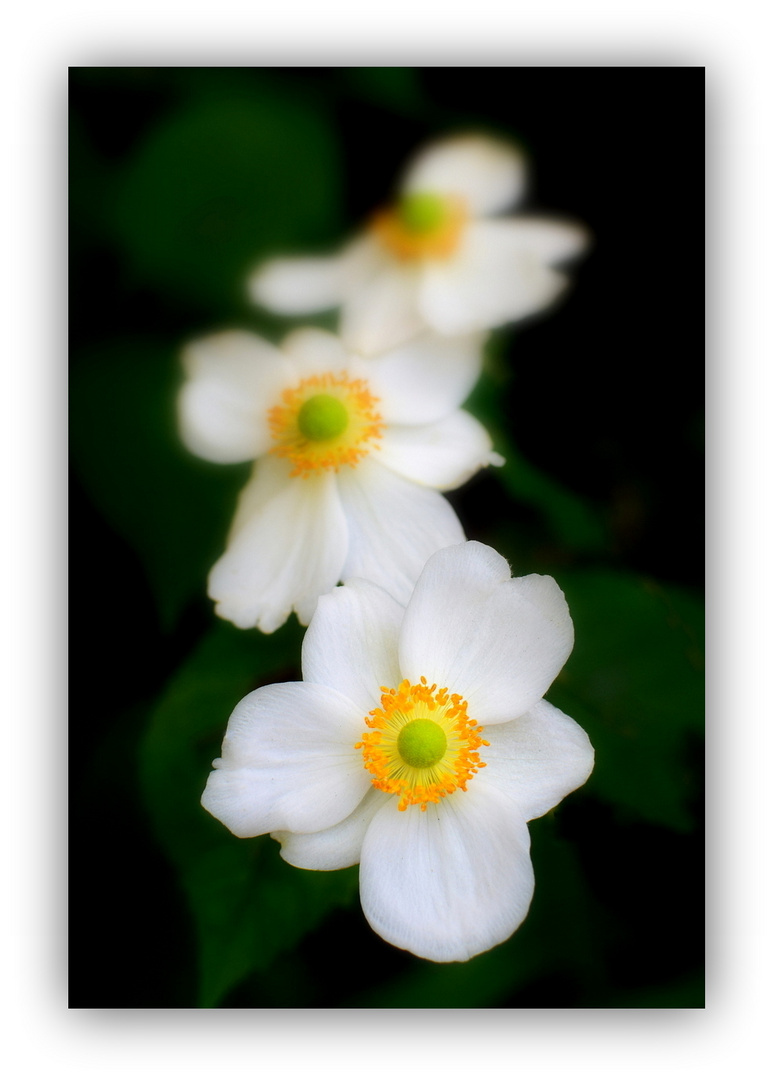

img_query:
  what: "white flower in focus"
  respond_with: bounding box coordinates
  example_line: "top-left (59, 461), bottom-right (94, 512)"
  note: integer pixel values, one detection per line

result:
top-left (201, 541), bottom-right (594, 962)
top-left (179, 326), bottom-right (498, 632)
top-left (249, 133), bottom-right (590, 355)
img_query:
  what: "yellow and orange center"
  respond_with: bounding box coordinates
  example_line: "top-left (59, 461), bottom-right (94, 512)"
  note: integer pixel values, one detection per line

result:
top-left (267, 371), bottom-right (384, 478)
top-left (370, 191), bottom-right (468, 262)
top-left (355, 677), bottom-right (488, 812)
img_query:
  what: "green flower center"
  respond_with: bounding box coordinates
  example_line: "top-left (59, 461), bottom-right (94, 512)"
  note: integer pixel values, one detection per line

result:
top-left (297, 394), bottom-right (349, 441)
top-left (398, 192), bottom-right (447, 235)
top-left (397, 718), bottom-right (448, 770)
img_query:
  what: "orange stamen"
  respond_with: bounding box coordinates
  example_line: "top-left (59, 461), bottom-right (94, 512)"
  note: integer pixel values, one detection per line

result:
top-left (268, 370), bottom-right (384, 478)
top-left (355, 679), bottom-right (488, 811)
top-left (370, 196), bottom-right (468, 261)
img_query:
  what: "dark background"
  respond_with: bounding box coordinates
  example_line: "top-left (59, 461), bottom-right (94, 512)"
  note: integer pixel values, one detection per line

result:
top-left (70, 67), bottom-right (704, 1008)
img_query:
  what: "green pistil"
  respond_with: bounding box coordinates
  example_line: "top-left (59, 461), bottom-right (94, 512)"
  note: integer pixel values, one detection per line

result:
top-left (398, 192), bottom-right (447, 235)
top-left (297, 394), bottom-right (349, 441)
top-left (397, 718), bottom-right (447, 770)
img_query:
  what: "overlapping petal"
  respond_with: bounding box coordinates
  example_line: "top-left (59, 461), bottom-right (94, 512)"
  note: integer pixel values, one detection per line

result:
top-left (339, 260), bottom-right (426, 356)
top-left (301, 578), bottom-right (404, 717)
top-left (179, 331), bottom-right (291, 463)
top-left (359, 785), bottom-right (535, 962)
top-left (352, 330), bottom-right (485, 425)
top-left (418, 220), bottom-right (571, 337)
top-left (337, 457), bottom-right (465, 607)
top-left (208, 459), bottom-right (348, 632)
top-left (399, 541), bottom-right (573, 724)
top-left (280, 326), bottom-right (349, 376)
top-left (201, 682), bottom-right (369, 837)
top-left (375, 411), bottom-right (498, 491)
top-left (401, 133), bottom-right (526, 216)
top-left (478, 700), bottom-right (595, 820)
top-left (273, 788), bottom-right (389, 872)
top-left (247, 234), bottom-right (385, 316)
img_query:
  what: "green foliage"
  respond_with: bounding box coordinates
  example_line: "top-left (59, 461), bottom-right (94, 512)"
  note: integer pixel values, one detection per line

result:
top-left (342, 67), bottom-right (426, 114)
top-left (139, 618), bottom-right (359, 1007)
top-left (111, 92), bottom-right (342, 314)
top-left (70, 338), bottom-right (246, 630)
top-left (551, 570), bottom-right (704, 831)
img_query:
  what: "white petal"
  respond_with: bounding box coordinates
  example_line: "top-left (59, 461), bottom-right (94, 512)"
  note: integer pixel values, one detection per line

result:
top-left (337, 457), bottom-right (465, 607)
top-left (302, 578), bottom-right (405, 717)
top-left (248, 253), bottom-right (349, 314)
top-left (280, 326), bottom-right (349, 376)
top-left (201, 682), bottom-right (369, 837)
top-left (418, 219), bottom-right (572, 336)
top-left (496, 216), bottom-right (591, 264)
top-left (400, 133), bottom-right (526, 216)
top-left (339, 232), bottom-right (394, 286)
top-left (179, 331), bottom-right (291, 463)
top-left (273, 788), bottom-right (390, 871)
top-left (225, 455), bottom-right (284, 540)
top-left (340, 263), bottom-right (426, 357)
top-left (399, 541), bottom-right (574, 724)
top-left (249, 234), bottom-right (385, 315)
top-left (375, 410), bottom-right (497, 492)
top-left (359, 784), bottom-right (535, 962)
top-left (208, 458), bottom-right (349, 632)
top-left (351, 330), bottom-right (486, 426)
top-left (479, 700), bottom-right (594, 820)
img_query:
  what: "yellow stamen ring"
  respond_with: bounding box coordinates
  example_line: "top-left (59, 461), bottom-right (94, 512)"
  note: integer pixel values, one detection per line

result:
top-left (355, 677), bottom-right (489, 812)
top-left (268, 371), bottom-right (384, 477)
top-left (370, 192), bottom-right (468, 261)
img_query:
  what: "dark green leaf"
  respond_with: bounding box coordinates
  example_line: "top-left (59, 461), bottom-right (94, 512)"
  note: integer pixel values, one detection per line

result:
top-left (550, 570), bottom-right (704, 830)
top-left (112, 93), bottom-right (342, 312)
top-left (70, 338), bottom-right (247, 629)
top-left (342, 68), bottom-right (425, 114)
top-left (139, 618), bottom-right (359, 1008)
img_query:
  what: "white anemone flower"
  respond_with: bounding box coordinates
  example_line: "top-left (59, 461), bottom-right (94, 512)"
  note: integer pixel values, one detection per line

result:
top-left (201, 541), bottom-right (594, 962)
top-left (249, 133), bottom-right (590, 355)
top-left (179, 326), bottom-right (498, 633)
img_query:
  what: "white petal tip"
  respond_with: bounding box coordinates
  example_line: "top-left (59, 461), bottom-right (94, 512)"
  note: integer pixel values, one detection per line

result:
top-left (210, 597), bottom-right (290, 635)
top-left (402, 133), bottom-right (527, 216)
top-left (246, 264), bottom-right (275, 307)
top-left (247, 255), bottom-right (346, 314)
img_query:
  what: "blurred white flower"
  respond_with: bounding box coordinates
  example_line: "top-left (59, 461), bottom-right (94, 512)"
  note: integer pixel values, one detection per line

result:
top-left (249, 133), bottom-right (590, 355)
top-left (202, 541), bottom-right (594, 962)
top-left (179, 327), bottom-right (499, 632)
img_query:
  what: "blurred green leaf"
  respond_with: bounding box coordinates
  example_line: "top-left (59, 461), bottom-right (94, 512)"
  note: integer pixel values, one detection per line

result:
top-left (111, 92), bottom-right (342, 312)
top-left (346, 933), bottom-right (544, 1009)
top-left (70, 338), bottom-right (247, 630)
top-left (550, 570), bottom-right (704, 831)
top-left (342, 68), bottom-right (426, 114)
top-left (139, 618), bottom-right (358, 1008)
